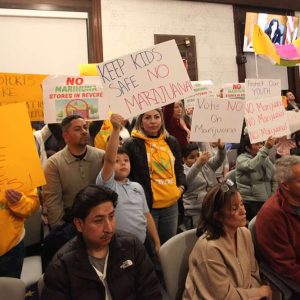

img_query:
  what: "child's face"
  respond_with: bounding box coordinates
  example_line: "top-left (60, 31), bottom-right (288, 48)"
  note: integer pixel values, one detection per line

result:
top-left (114, 153), bottom-right (131, 181)
top-left (183, 149), bottom-right (199, 167)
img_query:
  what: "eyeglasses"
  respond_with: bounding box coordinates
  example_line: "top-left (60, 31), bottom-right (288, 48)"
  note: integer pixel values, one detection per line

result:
top-left (220, 179), bottom-right (234, 193)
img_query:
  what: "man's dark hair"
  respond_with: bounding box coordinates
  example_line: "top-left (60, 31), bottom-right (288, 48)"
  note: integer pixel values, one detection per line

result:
top-left (72, 185), bottom-right (118, 220)
top-left (285, 90), bottom-right (294, 97)
top-left (197, 183), bottom-right (238, 240)
top-left (61, 115), bottom-right (83, 132)
top-left (181, 143), bottom-right (198, 159)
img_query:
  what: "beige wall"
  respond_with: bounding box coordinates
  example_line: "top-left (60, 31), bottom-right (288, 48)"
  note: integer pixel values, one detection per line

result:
top-left (101, 0), bottom-right (238, 88)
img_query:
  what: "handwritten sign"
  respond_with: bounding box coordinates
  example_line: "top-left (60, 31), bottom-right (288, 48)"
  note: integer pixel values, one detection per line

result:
top-left (245, 79), bottom-right (281, 100)
top-left (43, 75), bottom-right (109, 123)
top-left (222, 83), bottom-right (245, 100)
top-left (190, 97), bottom-right (245, 143)
top-left (0, 73), bottom-right (47, 121)
top-left (286, 110), bottom-right (300, 134)
top-left (245, 97), bottom-right (289, 143)
top-left (184, 80), bottom-right (214, 115)
top-left (96, 40), bottom-right (194, 118)
top-left (0, 102), bottom-right (46, 197)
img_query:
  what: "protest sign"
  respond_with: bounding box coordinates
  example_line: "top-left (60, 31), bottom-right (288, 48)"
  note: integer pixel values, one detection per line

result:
top-left (245, 78), bottom-right (281, 100)
top-left (286, 110), bottom-right (300, 134)
top-left (0, 102), bottom-right (46, 198)
top-left (96, 40), bottom-right (194, 118)
top-left (0, 73), bottom-right (47, 121)
top-left (244, 96), bottom-right (289, 143)
top-left (190, 97), bottom-right (245, 143)
top-left (43, 75), bottom-right (108, 123)
top-left (184, 80), bottom-right (214, 116)
top-left (222, 83), bottom-right (245, 100)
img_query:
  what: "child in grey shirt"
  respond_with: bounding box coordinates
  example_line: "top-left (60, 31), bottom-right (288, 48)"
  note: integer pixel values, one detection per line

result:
top-left (182, 140), bottom-right (226, 229)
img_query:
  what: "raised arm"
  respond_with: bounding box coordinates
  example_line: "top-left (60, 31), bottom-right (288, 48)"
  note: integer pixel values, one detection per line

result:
top-left (206, 139), bottom-right (226, 171)
top-left (99, 114), bottom-right (125, 182)
top-left (185, 151), bottom-right (211, 182)
top-left (237, 137), bottom-right (275, 172)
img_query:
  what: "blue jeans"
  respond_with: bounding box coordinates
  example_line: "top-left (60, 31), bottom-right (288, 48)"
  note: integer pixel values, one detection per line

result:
top-left (183, 215), bottom-right (200, 230)
top-left (151, 203), bottom-right (178, 244)
top-left (0, 240), bottom-right (25, 278)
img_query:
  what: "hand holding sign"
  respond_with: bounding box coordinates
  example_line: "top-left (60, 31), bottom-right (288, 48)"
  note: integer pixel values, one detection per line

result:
top-left (110, 113), bottom-right (126, 130)
top-left (5, 189), bottom-right (22, 205)
top-left (265, 136), bottom-right (276, 149)
top-left (198, 151), bottom-right (211, 165)
top-left (217, 138), bottom-right (225, 150)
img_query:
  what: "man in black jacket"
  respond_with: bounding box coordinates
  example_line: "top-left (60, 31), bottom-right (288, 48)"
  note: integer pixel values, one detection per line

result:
top-left (42, 185), bottom-right (162, 300)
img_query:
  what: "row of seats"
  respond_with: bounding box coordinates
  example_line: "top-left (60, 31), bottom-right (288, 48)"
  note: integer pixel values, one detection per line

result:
top-left (1, 225), bottom-right (299, 300)
top-left (160, 223), bottom-right (300, 300)
top-left (0, 206), bottom-right (47, 300)
top-left (2, 204), bottom-right (299, 300)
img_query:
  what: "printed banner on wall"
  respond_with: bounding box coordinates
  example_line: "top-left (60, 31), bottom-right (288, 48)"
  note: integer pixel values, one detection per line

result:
top-left (190, 97), bottom-right (245, 143)
top-left (0, 102), bottom-right (46, 198)
top-left (96, 39), bottom-right (194, 118)
top-left (0, 73), bottom-right (47, 121)
top-left (43, 75), bottom-right (109, 123)
top-left (244, 96), bottom-right (289, 143)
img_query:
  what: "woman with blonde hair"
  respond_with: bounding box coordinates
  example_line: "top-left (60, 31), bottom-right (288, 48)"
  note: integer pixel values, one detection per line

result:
top-left (123, 109), bottom-right (186, 244)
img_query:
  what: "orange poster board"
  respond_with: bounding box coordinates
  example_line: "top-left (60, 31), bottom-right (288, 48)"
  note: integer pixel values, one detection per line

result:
top-left (0, 73), bottom-right (48, 121)
top-left (0, 102), bottom-right (46, 198)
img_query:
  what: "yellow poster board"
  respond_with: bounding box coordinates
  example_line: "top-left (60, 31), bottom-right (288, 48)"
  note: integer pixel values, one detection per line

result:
top-left (0, 102), bottom-right (46, 198)
top-left (0, 73), bottom-right (48, 121)
top-left (78, 64), bottom-right (98, 76)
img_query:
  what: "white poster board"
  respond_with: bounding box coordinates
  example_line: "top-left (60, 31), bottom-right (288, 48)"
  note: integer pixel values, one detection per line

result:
top-left (244, 97), bottom-right (289, 143)
top-left (245, 78), bottom-right (281, 100)
top-left (286, 110), bottom-right (300, 134)
top-left (222, 83), bottom-right (245, 100)
top-left (43, 75), bottom-right (108, 123)
top-left (184, 80), bottom-right (214, 115)
top-left (96, 40), bottom-right (194, 118)
top-left (190, 97), bottom-right (245, 143)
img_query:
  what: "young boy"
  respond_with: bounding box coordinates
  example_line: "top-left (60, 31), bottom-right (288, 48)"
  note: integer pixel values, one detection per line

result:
top-left (182, 140), bottom-right (226, 229)
top-left (96, 114), bottom-right (161, 254)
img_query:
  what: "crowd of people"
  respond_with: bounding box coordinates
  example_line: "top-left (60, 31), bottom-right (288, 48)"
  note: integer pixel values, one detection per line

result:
top-left (1, 87), bottom-right (300, 299)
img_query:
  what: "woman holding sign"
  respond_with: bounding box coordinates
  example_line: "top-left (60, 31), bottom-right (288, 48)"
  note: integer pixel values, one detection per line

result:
top-left (123, 109), bottom-right (186, 244)
top-left (235, 134), bottom-right (277, 221)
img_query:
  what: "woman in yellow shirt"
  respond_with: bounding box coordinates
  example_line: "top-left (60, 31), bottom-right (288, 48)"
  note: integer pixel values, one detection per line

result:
top-left (123, 109), bottom-right (186, 244)
top-left (0, 188), bottom-right (39, 278)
